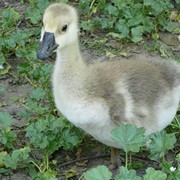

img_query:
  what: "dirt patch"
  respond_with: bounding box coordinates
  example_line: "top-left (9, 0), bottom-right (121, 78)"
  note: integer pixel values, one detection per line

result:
top-left (0, 0), bottom-right (27, 11)
top-left (0, 75), bottom-right (32, 128)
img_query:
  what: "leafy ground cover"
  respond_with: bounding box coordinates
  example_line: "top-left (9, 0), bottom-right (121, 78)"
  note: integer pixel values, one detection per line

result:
top-left (0, 0), bottom-right (180, 179)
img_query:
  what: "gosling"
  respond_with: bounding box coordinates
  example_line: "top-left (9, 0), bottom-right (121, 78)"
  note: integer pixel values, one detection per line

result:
top-left (37, 3), bottom-right (180, 168)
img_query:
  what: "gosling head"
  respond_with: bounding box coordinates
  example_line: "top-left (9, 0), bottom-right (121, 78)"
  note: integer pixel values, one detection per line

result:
top-left (37, 3), bottom-right (78, 60)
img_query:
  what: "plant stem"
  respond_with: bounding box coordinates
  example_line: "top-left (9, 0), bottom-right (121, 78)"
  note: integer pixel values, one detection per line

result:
top-left (30, 160), bottom-right (42, 172)
top-left (129, 152), bottom-right (132, 168)
top-left (45, 152), bottom-right (49, 171)
top-left (25, 75), bottom-right (38, 88)
top-left (125, 151), bottom-right (128, 169)
top-left (89, 0), bottom-right (96, 11)
top-left (174, 116), bottom-right (180, 128)
top-left (162, 156), bottom-right (165, 163)
top-left (78, 174), bottom-right (84, 180)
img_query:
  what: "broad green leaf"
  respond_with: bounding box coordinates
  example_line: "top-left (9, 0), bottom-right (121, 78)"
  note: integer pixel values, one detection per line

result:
top-left (105, 5), bottom-right (118, 16)
top-left (0, 112), bottom-right (13, 129)
top-left (25, 7), bottom-right (42, 24)
top-left (0, 112), bottom-right (16, 149)
top-left (81, 21), bottom-right (94, 31)
top-left (36, 0), bottom-right (49, 12)
top-left (16, 43), bottom-right (38, 60)
top-left (25, 100), bottom-right (49, 115)
top-left (143, 167), bottom-right (167, 180)
top-left (25, 115), bottom-right (83, 153)
top-left (95, 18), bottom-right (109, 29)
top-left (36, 169), bottom-right (57, 180)
top-left (0, 147), bottom-right (31, 170)
top-left (131, 26), bottom-right (144, 43)
top-left (0, 129), bottom-right (16, 148)
top-left (11, 147), bottom-right (31, 162)
top-left (123, 8), bottom-right (133, 19)
top-left (0, 152), bottom-right (13, 169)
top-left (112, 0), bottom-right (129, 10)
top-left (111, 124), bottom-right (146, 153)
top-left (84, 165), bottom-right (112, 180)
top-left (1, 8), bottom-right (20, 29)
top-left (5, 36), bottom-right (16, 48)
top-left (94, 17), bottom-right (115, 29)
top-left (115, 19), bottom-right (129, 38)
top-left (128, 14), bottom-right (143, 27)
top-left (78, 0), bottom-right (91, 13)
top-left (148, 131), bottom-right (177, 160)
top-left (12, 29), bottom-right (32, 47)
top-left (96, 18), bottom-right (109, 29)
top-left (142, 17), bottom-right (154, 33)
top-left (176, 153), bottom-right (180, 164)
top-left (0, 52), bottom-right (6, 65)
top-left (17, 62), bottom-right (32, 75)
top-left (144, 0), bottom-right (173, 14)
top-left (115, 166), bottom-right (141, 180)
top-left (0, 151), bottom-right (7, 167)
top-left (30, 88), bottom-right (46, 100)
top-left (2, 8), bottom-right (20, 21)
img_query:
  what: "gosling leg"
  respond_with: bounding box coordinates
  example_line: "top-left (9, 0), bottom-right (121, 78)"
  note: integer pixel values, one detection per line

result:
top-left (109, 147), bottom-right (120, 170)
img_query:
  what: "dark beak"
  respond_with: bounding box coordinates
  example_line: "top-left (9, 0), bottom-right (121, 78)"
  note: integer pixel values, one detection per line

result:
top-left (37, 32), bottom-right (59, 60)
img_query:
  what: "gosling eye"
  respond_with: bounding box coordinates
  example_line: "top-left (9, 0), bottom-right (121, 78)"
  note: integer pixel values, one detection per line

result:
top-left (62, 24), bottom-right (68, 32)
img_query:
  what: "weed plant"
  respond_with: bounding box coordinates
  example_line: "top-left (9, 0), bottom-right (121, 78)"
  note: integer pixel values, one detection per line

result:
top-left (80, 0), bottom-right (180, 42)
top-left (0, 0), bottom-right (180, 179)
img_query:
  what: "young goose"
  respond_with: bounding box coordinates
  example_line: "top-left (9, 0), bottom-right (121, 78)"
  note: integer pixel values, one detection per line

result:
top-left (37, 3), bottom-right (180, 168)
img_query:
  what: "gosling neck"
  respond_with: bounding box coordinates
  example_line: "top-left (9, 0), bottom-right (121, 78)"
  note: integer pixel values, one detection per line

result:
top-left (56, 39), bottom-right (84, 68)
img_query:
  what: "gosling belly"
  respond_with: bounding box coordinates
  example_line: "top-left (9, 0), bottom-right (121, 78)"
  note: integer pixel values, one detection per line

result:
top-left (81, 123), bottom-right (123, 149)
